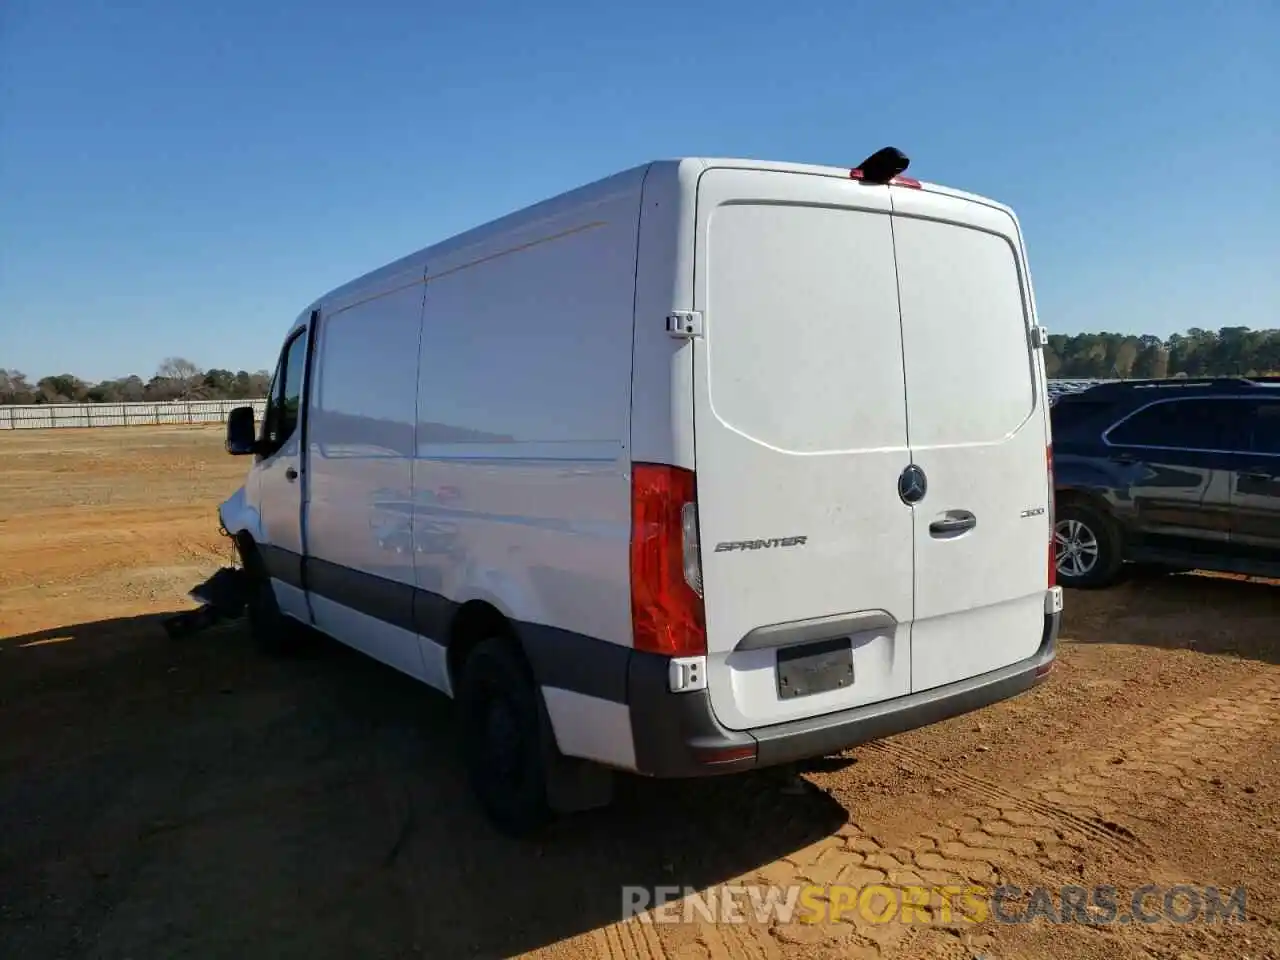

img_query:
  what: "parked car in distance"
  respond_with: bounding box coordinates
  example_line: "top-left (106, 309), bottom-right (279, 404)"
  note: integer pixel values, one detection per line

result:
top-left (1051, 376), bottom-right (1280, 588)
top-left (216, 148), bottom-right (1062, 837)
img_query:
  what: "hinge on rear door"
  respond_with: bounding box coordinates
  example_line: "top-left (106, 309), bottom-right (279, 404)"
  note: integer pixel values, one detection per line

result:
top-left (1031, 325), bottom-right (1050, 348)
top-left (666, 311), bottom-right (703, 339)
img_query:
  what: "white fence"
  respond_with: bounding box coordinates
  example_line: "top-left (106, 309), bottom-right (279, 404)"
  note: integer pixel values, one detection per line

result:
top-left (0, 399), bottom-right (268, 430)
top-left (1, 382), bottom-right (1108, 432)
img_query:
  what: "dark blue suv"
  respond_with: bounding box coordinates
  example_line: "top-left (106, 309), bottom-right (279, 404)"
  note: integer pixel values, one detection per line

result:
top-left (1051, 377), bottom-right (1280, 587)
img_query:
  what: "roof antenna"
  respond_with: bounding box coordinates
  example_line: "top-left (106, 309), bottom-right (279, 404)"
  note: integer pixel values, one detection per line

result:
top-left (851, 147), bottom-right (910, 184)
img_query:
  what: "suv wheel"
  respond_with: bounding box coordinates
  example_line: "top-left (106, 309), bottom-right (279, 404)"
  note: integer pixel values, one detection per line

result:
top-left (1054, 503), bottom-right (1123, 588)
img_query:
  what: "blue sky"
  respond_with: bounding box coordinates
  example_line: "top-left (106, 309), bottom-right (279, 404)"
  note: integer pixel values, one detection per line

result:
top-left (2, 0), bottom-right (1276, 382)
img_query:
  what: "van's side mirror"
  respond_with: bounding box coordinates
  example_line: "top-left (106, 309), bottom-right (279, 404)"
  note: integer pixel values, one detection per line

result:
top-left (225, 406), bottom-right (258, 455)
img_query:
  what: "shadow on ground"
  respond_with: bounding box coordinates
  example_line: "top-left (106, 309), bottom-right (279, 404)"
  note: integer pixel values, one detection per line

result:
top-left (1062, 572), bottom-right (1280, 665)
top-left (0, 612), bottom-right (847, 960)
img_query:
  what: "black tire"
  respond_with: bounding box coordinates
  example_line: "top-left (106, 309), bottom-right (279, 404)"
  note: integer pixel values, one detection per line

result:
top-left (240, 543), bottom-right (306, 656)
top-left (456, 637), bottom-right (554, 838)
top-left (1054, 502), bottom-right (1124, 589)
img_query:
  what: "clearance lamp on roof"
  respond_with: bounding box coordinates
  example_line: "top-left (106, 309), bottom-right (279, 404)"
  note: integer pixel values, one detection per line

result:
top-left (849, 146), bottom-right (921, 188)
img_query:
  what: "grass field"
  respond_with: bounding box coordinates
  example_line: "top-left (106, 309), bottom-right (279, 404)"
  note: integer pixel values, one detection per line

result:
top-left (1, 426), bottom-right (1278, 960)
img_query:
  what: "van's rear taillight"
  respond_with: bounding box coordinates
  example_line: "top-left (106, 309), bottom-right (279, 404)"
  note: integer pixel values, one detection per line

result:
top-left (631, 464), bottom-right (707, 657)
top-left (1046, 444), bottom-right (1056, 587)
top-left (680, 502), bottom-right (703, 596)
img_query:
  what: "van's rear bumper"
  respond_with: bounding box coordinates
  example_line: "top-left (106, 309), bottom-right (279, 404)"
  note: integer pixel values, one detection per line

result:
top-left (628, 611), bottom-right (1059, 778)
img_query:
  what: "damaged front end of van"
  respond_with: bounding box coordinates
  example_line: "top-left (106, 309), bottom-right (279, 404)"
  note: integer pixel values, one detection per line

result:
top-left (163, 492), bottom-right (254, 640)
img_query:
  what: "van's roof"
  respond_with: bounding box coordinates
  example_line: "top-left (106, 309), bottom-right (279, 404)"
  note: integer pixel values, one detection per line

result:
top-left (307, 156), bottom-right (1014, 319)
top-left (686, 156), bottom-right (1012, 213)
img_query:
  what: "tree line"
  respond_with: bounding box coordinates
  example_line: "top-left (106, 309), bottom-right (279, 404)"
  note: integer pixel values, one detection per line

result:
top-left (0, 358), bottom-right (273, 405)
top-left (1046, 326), bottom-right (1280, 380)
top-left (3, 326), bottom-right (1279, 405)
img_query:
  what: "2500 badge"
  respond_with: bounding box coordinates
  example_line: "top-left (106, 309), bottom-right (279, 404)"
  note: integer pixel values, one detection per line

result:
top-left (714, 536), bottom-right (808, 552)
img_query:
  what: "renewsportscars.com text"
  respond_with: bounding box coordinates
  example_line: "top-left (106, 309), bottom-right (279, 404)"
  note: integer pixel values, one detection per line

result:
top-left (622, 882), bottom-right (1248, 927)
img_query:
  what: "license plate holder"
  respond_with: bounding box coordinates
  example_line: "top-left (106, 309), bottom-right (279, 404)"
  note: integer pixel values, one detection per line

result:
top-left (776, 637), bottom-right (854, 699)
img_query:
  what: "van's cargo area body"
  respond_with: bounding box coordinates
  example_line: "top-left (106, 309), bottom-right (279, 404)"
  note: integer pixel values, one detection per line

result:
top-left (217, 153), bottom-right (1061, 835)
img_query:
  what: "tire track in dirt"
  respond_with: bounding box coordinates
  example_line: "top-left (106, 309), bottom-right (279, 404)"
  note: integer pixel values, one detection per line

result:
top-left (587, 672), bottom-right (1280, 959)
top-left (591, 913), bottom-right (668, 959)
top-left (867, 673), bottom-right (1280, 834)
top-left (700, 921), bottom-right (784, 960)
top-left (860, 739), bottom-right (1148, 863)
top-left (1032, 675), bottom-right (1280, 825)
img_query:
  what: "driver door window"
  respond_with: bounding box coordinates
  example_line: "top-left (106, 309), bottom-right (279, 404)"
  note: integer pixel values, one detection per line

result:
top-left (260, 329), bottom-right (309, 456)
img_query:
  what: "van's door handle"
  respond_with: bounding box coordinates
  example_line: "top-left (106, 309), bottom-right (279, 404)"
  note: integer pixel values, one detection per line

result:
top-left (285, 467), bottom-right (299, 481)
top-left (929, 511), bottom-right (976, 538)
top-left (1240, 469), bottom-right (1273, 482)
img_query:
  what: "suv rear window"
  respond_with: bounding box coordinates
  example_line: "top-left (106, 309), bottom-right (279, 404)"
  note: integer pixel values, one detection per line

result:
top-left (1106, 398), bottom-right (1250, 451)
top-left (1248, 400), bottom-right (1280, 455)
top-left (1050, 399), bottom-right (1114, 432)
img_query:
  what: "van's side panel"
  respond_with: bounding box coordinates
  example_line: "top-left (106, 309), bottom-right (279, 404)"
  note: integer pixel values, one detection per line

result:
top-left (413, 176), bottom-right (646, 767)
top-left (889, 187), bottom-right (1051, 692)
top-left (629, 159), bottom-right (702, 472)
top-left (304, 273), bottom-right (430, 684)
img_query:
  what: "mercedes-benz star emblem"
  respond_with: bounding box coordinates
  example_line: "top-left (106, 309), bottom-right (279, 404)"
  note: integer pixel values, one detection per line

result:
top-left (898, 464), bottom-right (928, 505)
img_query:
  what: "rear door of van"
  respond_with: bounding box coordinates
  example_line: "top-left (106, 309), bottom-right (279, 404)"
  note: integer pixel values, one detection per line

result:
top-left (889, 185), bottom-right (1051, 693)
top-left (691, 167), bottom-right (1051, 732)
top-left (691, 168), bottom-right (915, 732)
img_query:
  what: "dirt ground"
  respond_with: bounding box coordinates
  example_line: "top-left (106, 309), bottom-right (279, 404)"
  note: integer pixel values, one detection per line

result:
top-left (1, 426), bottom-right (1277, 960)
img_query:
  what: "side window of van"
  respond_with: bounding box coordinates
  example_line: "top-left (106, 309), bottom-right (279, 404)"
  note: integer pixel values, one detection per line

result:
top-left (261, 329), bottom-right (309, 453)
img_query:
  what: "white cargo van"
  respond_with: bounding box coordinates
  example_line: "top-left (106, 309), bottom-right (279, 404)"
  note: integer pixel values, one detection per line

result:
top-left (217, 148), bottom-right (1062, 836)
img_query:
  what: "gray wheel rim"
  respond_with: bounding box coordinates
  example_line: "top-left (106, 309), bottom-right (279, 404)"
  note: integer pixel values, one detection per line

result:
top-left (1055, 518), bottom-right (1100, 578)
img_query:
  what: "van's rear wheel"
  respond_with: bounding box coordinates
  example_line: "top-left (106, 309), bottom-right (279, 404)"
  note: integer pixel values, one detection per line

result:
top-left (456, 637), bottom-right (554, 838)
top-left (1054, 503), bottom-right (1123, 588)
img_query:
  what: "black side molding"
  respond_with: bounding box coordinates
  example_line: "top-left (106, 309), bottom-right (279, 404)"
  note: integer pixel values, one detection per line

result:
top-left (248, 547), bottom-right (632, 704)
